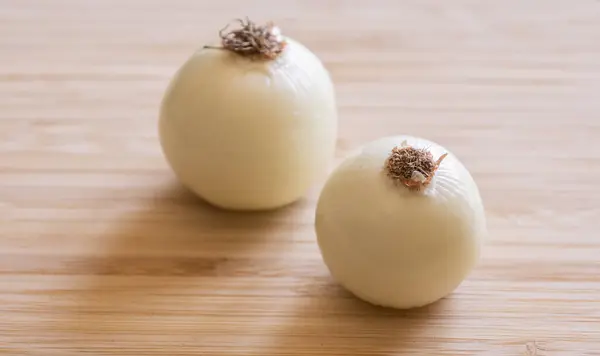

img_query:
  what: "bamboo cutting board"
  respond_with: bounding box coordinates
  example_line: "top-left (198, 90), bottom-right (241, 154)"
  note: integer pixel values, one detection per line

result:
top-left (1, 1), bottom-right (599, 355)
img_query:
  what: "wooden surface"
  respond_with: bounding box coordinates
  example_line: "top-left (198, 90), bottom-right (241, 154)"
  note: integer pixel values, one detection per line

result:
top-left (1, 1), bottom-right (599, 355)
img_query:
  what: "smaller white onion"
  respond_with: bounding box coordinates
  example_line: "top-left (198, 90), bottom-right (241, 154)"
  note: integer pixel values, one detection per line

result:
top-left (314, 135), bottom-right (487, 309)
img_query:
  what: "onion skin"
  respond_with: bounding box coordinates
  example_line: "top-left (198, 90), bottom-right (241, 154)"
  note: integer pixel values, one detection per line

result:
top-left (159, 35), bottom-right (337, 210)
top-left (314, 135), bottom-right (487, 309)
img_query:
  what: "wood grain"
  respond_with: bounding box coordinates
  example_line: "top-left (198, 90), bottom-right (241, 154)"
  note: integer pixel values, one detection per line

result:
top-left (1, 0), bottom-right (599, 355)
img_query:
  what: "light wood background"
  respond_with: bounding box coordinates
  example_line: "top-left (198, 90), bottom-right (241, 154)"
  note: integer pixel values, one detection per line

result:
top-left (1, 1), bottom-right (599, 355)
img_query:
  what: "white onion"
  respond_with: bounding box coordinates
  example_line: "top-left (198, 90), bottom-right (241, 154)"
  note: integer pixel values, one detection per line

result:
top-left (159, 19), bottom-right (338, 210)
top-left (314, 135), bottom-right (487, 309)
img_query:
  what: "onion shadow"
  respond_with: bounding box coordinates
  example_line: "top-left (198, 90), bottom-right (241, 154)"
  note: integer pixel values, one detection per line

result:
top-left (254, 272), bottom-right (452, 355)
top-left (61, 180), bottom-right (307, 354)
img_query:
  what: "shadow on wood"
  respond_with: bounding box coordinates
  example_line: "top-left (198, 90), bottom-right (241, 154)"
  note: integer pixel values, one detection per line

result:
top-left (61, 180), bottom-right (306, 353)
top-left (255, 275), bottom-right (450, 355)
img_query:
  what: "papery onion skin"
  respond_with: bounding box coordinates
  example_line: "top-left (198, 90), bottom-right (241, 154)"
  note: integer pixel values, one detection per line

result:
top-left (159, 32), bottom-right (337, 210)
top-left (314, 135), bottom-right (486, 309)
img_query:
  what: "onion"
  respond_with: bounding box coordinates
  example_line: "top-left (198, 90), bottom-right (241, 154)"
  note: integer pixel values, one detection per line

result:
top-left (314, 135), bottom-right (487, 309)
top-left (159, 18), bottom-right (338, 210)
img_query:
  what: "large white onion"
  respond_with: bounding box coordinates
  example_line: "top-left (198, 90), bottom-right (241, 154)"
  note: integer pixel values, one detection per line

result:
top-left (314, 135), bottom-right (487, 309)
top-left (159, 19), bottom-right (338, 210)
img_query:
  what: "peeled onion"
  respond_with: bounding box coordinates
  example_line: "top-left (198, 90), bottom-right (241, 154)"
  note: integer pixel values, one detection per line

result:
top-left (159, 18), bottom-right (338, 210)
top-left (314, 135), bottom-right (487, 309)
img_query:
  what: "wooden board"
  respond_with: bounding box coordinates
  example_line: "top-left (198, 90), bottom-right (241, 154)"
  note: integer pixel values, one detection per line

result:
top-left (1, 1), bottom-right (599, 354)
